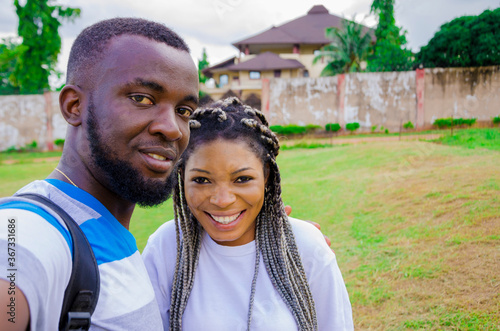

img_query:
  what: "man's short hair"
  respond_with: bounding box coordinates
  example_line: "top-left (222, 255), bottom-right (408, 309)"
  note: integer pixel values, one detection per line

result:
top-left (66, 17), bottom-right (190, 86)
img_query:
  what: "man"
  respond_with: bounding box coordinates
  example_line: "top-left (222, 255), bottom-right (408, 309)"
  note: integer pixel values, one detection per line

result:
top-left (0, 18), bottom-right (198, 329)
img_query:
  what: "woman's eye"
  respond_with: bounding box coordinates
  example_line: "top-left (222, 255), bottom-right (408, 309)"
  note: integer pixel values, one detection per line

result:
top-left (130, 95), bottom-right (153, 105)
top-left (177, 107), bottom-right (193, 117)
top-left (193, 177), bottom-right (209, 184)
top-left (235, 176), bottom-right (252, 183)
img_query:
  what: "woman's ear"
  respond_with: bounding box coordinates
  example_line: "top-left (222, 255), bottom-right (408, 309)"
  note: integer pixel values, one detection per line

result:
top-left (59, 85), bottom-right (84, 127)
top-left (264, 163), bottom-right (270, 185)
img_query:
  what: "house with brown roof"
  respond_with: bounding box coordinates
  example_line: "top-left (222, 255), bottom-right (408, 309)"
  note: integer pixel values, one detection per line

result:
top-left (201, 4), bottom-right (372, 105)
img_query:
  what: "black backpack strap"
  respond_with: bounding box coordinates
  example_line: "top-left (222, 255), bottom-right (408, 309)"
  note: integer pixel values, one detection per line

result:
top-left (16, 193), bottom-right (100, 331)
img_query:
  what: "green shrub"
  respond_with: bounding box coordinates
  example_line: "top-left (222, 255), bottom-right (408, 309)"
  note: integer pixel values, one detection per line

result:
top-left (371, 125), bottom-right (378, 133)
top-left (493, 116), bottom-right (500, 125)
top-left (54, 138), bottom-right (65, 147)
top-left (434, 118), bottom-right (477, 128)
top-left (270, 124), bottom-right (306, 135)
top-left (305, 124), bottom-right (322, 132)
top-left (270, 125), bottom-right (284, 134)
top-left (434, 118), bottom-right (453, 128)
top-left (25, 140), bottom-right (37, 151)
top-left (346, 122), bottom-right (360, 133)
top-left (5, 146), bottom-right (17, 153)
top-left (454, 118), bottom-right (476, 126)
top-left (281, 142), bottom-right (333, 150)
top-left (325, 123), bottom-right (341, 132)
top-left (385, 129), bottom-right (389, 134)
top-left (403, 121), bottom-right (414, 129)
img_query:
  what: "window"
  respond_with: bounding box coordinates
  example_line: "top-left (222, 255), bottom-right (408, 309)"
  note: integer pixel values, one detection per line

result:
top-left (249, 71), bottom-right (261, 79)
top-left (274, 70), bottom-right (281, 78)
top-left (303, 70), bottom-right (309, 77)
top-left (219, 74), bottom-right (228, 87)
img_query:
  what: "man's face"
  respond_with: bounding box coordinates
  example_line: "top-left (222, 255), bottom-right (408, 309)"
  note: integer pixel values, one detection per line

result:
top-left (82, 35), bottom-right (199, 206)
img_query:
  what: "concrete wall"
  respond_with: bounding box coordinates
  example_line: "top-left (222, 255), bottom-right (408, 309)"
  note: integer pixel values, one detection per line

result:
top-left (268, 77), bottom-right (338, 126)
top-left (1, 66), bottom-right (499, 151)
top-left (0, 92), bottom-right (66, 151)
top-left (265, 66), bottom-right (500, 130)
top-left (424, 66), bottom-right (500, 125)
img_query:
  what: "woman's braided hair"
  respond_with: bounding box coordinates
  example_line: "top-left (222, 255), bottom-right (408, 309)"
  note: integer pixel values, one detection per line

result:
top-left (169, 97), bottom-right (317, 330)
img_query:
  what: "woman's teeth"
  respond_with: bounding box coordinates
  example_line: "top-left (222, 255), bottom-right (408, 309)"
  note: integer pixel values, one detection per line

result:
top-left (210, 212), bottom-right (241, 225)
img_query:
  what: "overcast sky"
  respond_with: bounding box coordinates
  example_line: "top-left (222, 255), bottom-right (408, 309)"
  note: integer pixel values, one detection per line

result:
top-left (1, 0), bottom-right (499, 86)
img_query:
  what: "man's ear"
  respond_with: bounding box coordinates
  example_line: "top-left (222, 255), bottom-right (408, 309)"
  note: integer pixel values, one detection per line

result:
top-left (59, 85), bottom-right (84, 126)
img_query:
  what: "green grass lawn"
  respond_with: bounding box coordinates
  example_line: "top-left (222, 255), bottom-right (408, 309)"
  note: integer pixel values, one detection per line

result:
top-left (0, 129), bottom-right (499, 329)
top-left (431, 128), bottom-right (500, 151)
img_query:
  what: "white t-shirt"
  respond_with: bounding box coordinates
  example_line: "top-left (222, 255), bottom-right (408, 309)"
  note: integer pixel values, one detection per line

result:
top-left (0, 179), bottom-right (163, 330)
top-left (143, 217), bottom-right (353, 330)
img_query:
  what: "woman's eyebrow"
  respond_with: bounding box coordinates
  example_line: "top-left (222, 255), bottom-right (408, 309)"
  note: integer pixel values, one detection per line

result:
top-left (189, 168), bottom-right (210, 174)
top-left (231, 167), bottom-right (253, 175)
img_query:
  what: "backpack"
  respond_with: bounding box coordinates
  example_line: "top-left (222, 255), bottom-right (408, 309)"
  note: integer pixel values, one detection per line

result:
top-left (4, 193), bottom-right (100, 331)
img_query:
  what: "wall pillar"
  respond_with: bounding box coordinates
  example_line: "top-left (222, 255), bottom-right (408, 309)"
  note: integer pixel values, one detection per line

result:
top-left (416, 68), bottom-right (425, 129)
top-left (261, 78), bottom-right (270, 121)
top-left (337, 74), bottom-right (346, 127)
top-left (43, 91), bottom-right (54, 151)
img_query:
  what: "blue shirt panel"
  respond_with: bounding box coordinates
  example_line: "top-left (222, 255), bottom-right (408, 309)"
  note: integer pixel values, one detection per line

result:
top-left (44, 179), bottom-right (139, 265)
top-left (0, 200), bottom-right (73, 255)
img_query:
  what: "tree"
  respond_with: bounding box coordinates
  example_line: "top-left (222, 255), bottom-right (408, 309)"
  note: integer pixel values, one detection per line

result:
top-left (11, 0), bottom-right (80, 94)
top-left (367, 0), bottom-right (413, 72)
top-left (198, 48), bottom-right (210, 84)
top-left (313, 19), bottom-right (372, 76)
top-left (0, 37), bottom-right (26, 94)
top-left (416, 8), bottom-right (500, 68)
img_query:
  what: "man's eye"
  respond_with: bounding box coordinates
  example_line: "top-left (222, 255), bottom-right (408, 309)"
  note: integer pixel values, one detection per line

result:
top-left (177, 107), bottom-right (193, 117)
top-left (193, 177), bottom-right (209, 184)
top-left (130, 95), bottom-right (153, 105)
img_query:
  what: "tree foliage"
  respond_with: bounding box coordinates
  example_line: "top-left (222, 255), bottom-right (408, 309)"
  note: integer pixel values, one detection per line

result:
top-left (198, 47), bottom-right (210, 84)
top-left (0, 0), bottom-right (80, 94)
top-left (0, 38), bottom-right (26, 94)
top-left (367, 0), bottom-right (413, 72)
top-left (313, 19), bottom-right (372, 76)
top-left (416, 8), bottom-right (500, 68)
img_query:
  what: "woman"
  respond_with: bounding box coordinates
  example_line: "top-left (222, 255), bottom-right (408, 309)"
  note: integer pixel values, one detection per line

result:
top-left (142, 98), bottom-right (353, 330)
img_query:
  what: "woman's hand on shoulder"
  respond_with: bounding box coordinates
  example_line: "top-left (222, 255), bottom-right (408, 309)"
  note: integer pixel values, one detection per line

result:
top-left (284, 205), bottom-right (332, 247)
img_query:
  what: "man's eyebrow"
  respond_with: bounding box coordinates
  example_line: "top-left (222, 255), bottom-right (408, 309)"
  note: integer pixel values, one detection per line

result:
top-left (183, 94), bottom-right (199, 106)
top-left (127, 78), bottom-right (164, 92)
top-left (189, 168), bottom-right (210, 174)
top-left (127, 79), bottom-right (199, 105)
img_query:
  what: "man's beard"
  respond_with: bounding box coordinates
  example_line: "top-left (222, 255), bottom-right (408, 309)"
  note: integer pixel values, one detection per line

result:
top-left (86, 101), bottom-right (175, 207)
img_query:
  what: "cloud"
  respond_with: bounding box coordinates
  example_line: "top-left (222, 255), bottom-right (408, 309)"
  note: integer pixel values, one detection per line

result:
top-left (1, 0), bottom-right (499, 80)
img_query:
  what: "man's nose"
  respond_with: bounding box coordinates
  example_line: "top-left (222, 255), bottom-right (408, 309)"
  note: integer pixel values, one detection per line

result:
top-left (148, 106), bottom-right (183, 141)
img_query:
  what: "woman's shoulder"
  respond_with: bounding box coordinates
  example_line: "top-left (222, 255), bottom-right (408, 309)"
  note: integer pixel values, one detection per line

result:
top-left (287, 217), bottom-right (327, 245)
top-left (144, 219), bottom-right (178, 253)
top-left (287, 217), bottom-right (336, 268)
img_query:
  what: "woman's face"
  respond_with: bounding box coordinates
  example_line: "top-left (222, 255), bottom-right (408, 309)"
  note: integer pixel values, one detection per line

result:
top-left (184, 138), bottom-right (267, 246)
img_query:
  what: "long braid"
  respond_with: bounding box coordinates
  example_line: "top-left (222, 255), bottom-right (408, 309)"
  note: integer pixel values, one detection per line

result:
top-left (170, 97), bottom-right (317, 330)
top-left (170, 169), bottom-right (203, 330)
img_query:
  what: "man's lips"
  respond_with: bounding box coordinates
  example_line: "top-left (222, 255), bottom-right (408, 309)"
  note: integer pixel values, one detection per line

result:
top-left (139, 147), bottom-right (177, 173)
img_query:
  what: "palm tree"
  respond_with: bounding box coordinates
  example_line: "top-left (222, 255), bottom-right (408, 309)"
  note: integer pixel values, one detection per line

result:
top-left (313, 19), bottom-right (372, 76)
